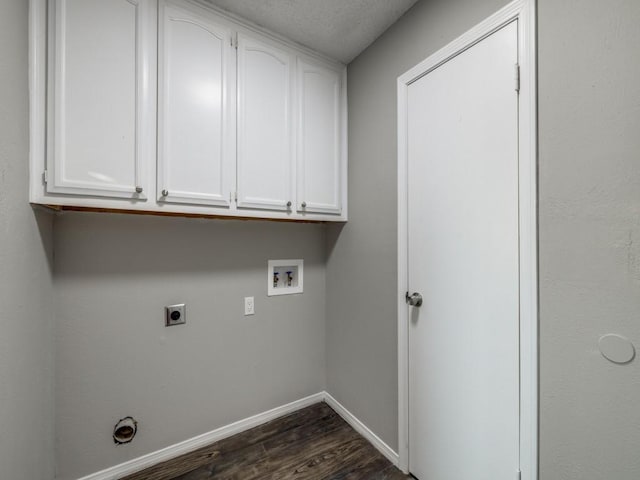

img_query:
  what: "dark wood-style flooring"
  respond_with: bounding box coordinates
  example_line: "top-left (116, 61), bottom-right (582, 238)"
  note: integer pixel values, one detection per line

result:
top-left (123, 402), bottom-right (412, 480)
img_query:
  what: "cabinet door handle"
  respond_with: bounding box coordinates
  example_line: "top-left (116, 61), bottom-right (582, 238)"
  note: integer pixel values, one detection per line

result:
top-left (301, 201), bottom-right (307, 208)
top-left (162, 189), bottom-right (169, 197)
top-left (286, 201), bottom-right (292, 208)
top-left (135, 186), bottom-right (143, 194)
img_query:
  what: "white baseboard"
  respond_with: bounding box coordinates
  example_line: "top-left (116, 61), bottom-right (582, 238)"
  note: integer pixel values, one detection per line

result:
top-left (323, 392), bottom-right (399, 467)
top-left (76, 392), bottom-right (324, 480)
top-left (75, 390), bottom-right (398, 480)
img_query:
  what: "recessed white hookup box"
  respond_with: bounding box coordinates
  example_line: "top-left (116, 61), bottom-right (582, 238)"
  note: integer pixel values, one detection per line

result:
top-left (268, 259), bottom-right (303, 296)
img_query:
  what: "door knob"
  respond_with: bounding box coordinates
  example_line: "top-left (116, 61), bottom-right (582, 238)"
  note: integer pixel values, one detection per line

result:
top-left (406, 292), bottom-right (423, 307)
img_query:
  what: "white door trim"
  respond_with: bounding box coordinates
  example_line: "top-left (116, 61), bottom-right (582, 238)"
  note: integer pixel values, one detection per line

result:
top-left (396, 0), bottom-right (537, 478)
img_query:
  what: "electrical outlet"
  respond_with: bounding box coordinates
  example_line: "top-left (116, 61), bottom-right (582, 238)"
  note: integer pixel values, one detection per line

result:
top-left (165, 304), bottom-right (186, 326)
top-left (244, 297), bottom-right (255, 316)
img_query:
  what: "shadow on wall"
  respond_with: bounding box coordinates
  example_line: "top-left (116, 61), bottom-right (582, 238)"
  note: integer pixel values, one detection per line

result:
top-left (326, 222), bottom-right (346, 260)
top-left (32, 207), bottom-right (55, 273)
top-left (52, 211), bottom-right (328, 277)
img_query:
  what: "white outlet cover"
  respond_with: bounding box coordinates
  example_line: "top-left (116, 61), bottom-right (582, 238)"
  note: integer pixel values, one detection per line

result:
top-left (244, 296), bottom-right (255, 316)
top-left (268, 259), bottom-right (304, 296)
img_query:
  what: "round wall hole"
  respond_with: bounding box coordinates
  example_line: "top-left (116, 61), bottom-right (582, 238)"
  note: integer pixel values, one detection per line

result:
top-left (113, 416), bottom-right (138, 445)
top-left (599, 334), bottom-right (636, 364)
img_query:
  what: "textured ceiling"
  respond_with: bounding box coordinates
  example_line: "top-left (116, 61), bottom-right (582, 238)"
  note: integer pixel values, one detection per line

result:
top-left (203, 0), bottom-right (420, 63)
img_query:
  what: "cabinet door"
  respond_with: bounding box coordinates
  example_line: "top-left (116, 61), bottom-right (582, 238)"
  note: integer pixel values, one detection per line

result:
top-left (47, 0), bottom-right (153, 199)
top-left (296, 60), bottom-right (343, 215)
top-left (158, 1), bottom-right (235, 207)
top-left (236, 35), bottom-right (294, 211)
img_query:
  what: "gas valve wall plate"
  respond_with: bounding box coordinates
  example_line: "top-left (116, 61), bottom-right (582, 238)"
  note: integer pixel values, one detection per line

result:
top-left (165, 304), bottom-right (186, 326)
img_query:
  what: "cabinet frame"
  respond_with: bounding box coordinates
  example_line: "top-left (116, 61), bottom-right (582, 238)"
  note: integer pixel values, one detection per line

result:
top-left (29, 0), bottom-right (348, 222)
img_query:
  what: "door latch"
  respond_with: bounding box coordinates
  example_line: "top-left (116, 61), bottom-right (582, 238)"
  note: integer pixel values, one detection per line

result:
top-left (405, 292), bottom-right (423, 307)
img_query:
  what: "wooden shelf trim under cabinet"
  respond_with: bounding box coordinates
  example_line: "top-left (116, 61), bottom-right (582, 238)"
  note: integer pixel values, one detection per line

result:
top-left (32, 204), bottom-right (336, 224)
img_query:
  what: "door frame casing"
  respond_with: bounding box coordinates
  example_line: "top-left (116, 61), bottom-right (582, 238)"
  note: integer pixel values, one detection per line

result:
top-left (396, 0), bottom-right (538, 478)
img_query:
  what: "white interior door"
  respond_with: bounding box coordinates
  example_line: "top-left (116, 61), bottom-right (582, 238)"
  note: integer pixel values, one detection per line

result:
top-left (407, 21), bottom-right (520, 480)
top-left (158, 1), bottom-right (235, 207)
top-left (236, 34), bottom-right (294, 212)
top-left (47, 0), bottom-right (153, 199)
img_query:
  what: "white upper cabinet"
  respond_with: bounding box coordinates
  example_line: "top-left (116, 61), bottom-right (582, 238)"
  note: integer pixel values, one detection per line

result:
top-left (31, 0), bottom-right (347, 221)
top-left (296, 60), bottom-right (343, 215)
top-left (157, 2), bottom-right (235, 207)
top-left (46, 0), bottom-right (154, 199)
top-left (236, 34), bottom-right (294, 212)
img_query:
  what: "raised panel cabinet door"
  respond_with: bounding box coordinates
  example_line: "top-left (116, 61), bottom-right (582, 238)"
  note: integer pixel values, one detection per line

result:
top-left (296, 60), bottom-right (342, 215)
top-left (47, 0), bottom-right (153, 199)
top-left (158, 1), bottom-right (235, 207)
top-left (236, 34), bottom-right (293, 212)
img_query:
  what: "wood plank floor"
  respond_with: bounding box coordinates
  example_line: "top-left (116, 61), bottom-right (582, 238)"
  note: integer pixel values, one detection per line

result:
top-left (123, 402), bottom-right (412, 480)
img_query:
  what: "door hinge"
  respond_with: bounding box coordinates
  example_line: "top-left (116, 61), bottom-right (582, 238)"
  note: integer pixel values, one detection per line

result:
top-left (515, 63), bottom-right (521, 93)
top-left (42, 170), bottom-right (48, 184)
top-left (231, 33), bottom-right (238, 49)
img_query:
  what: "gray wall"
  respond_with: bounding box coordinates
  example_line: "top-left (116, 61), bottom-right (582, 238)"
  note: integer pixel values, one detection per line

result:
top-left (0, 1), bottom-right (56, 479)
top-left (538, 0), bottom-right (640, 478)
top-left (326, 0), bottom-right (508, 452)
top-left (54, 214), bottom-right (327, 479)
top-left (329, 1), bottom-right (640, 479)
top-left (2, 0), bottom-right (637, 478)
